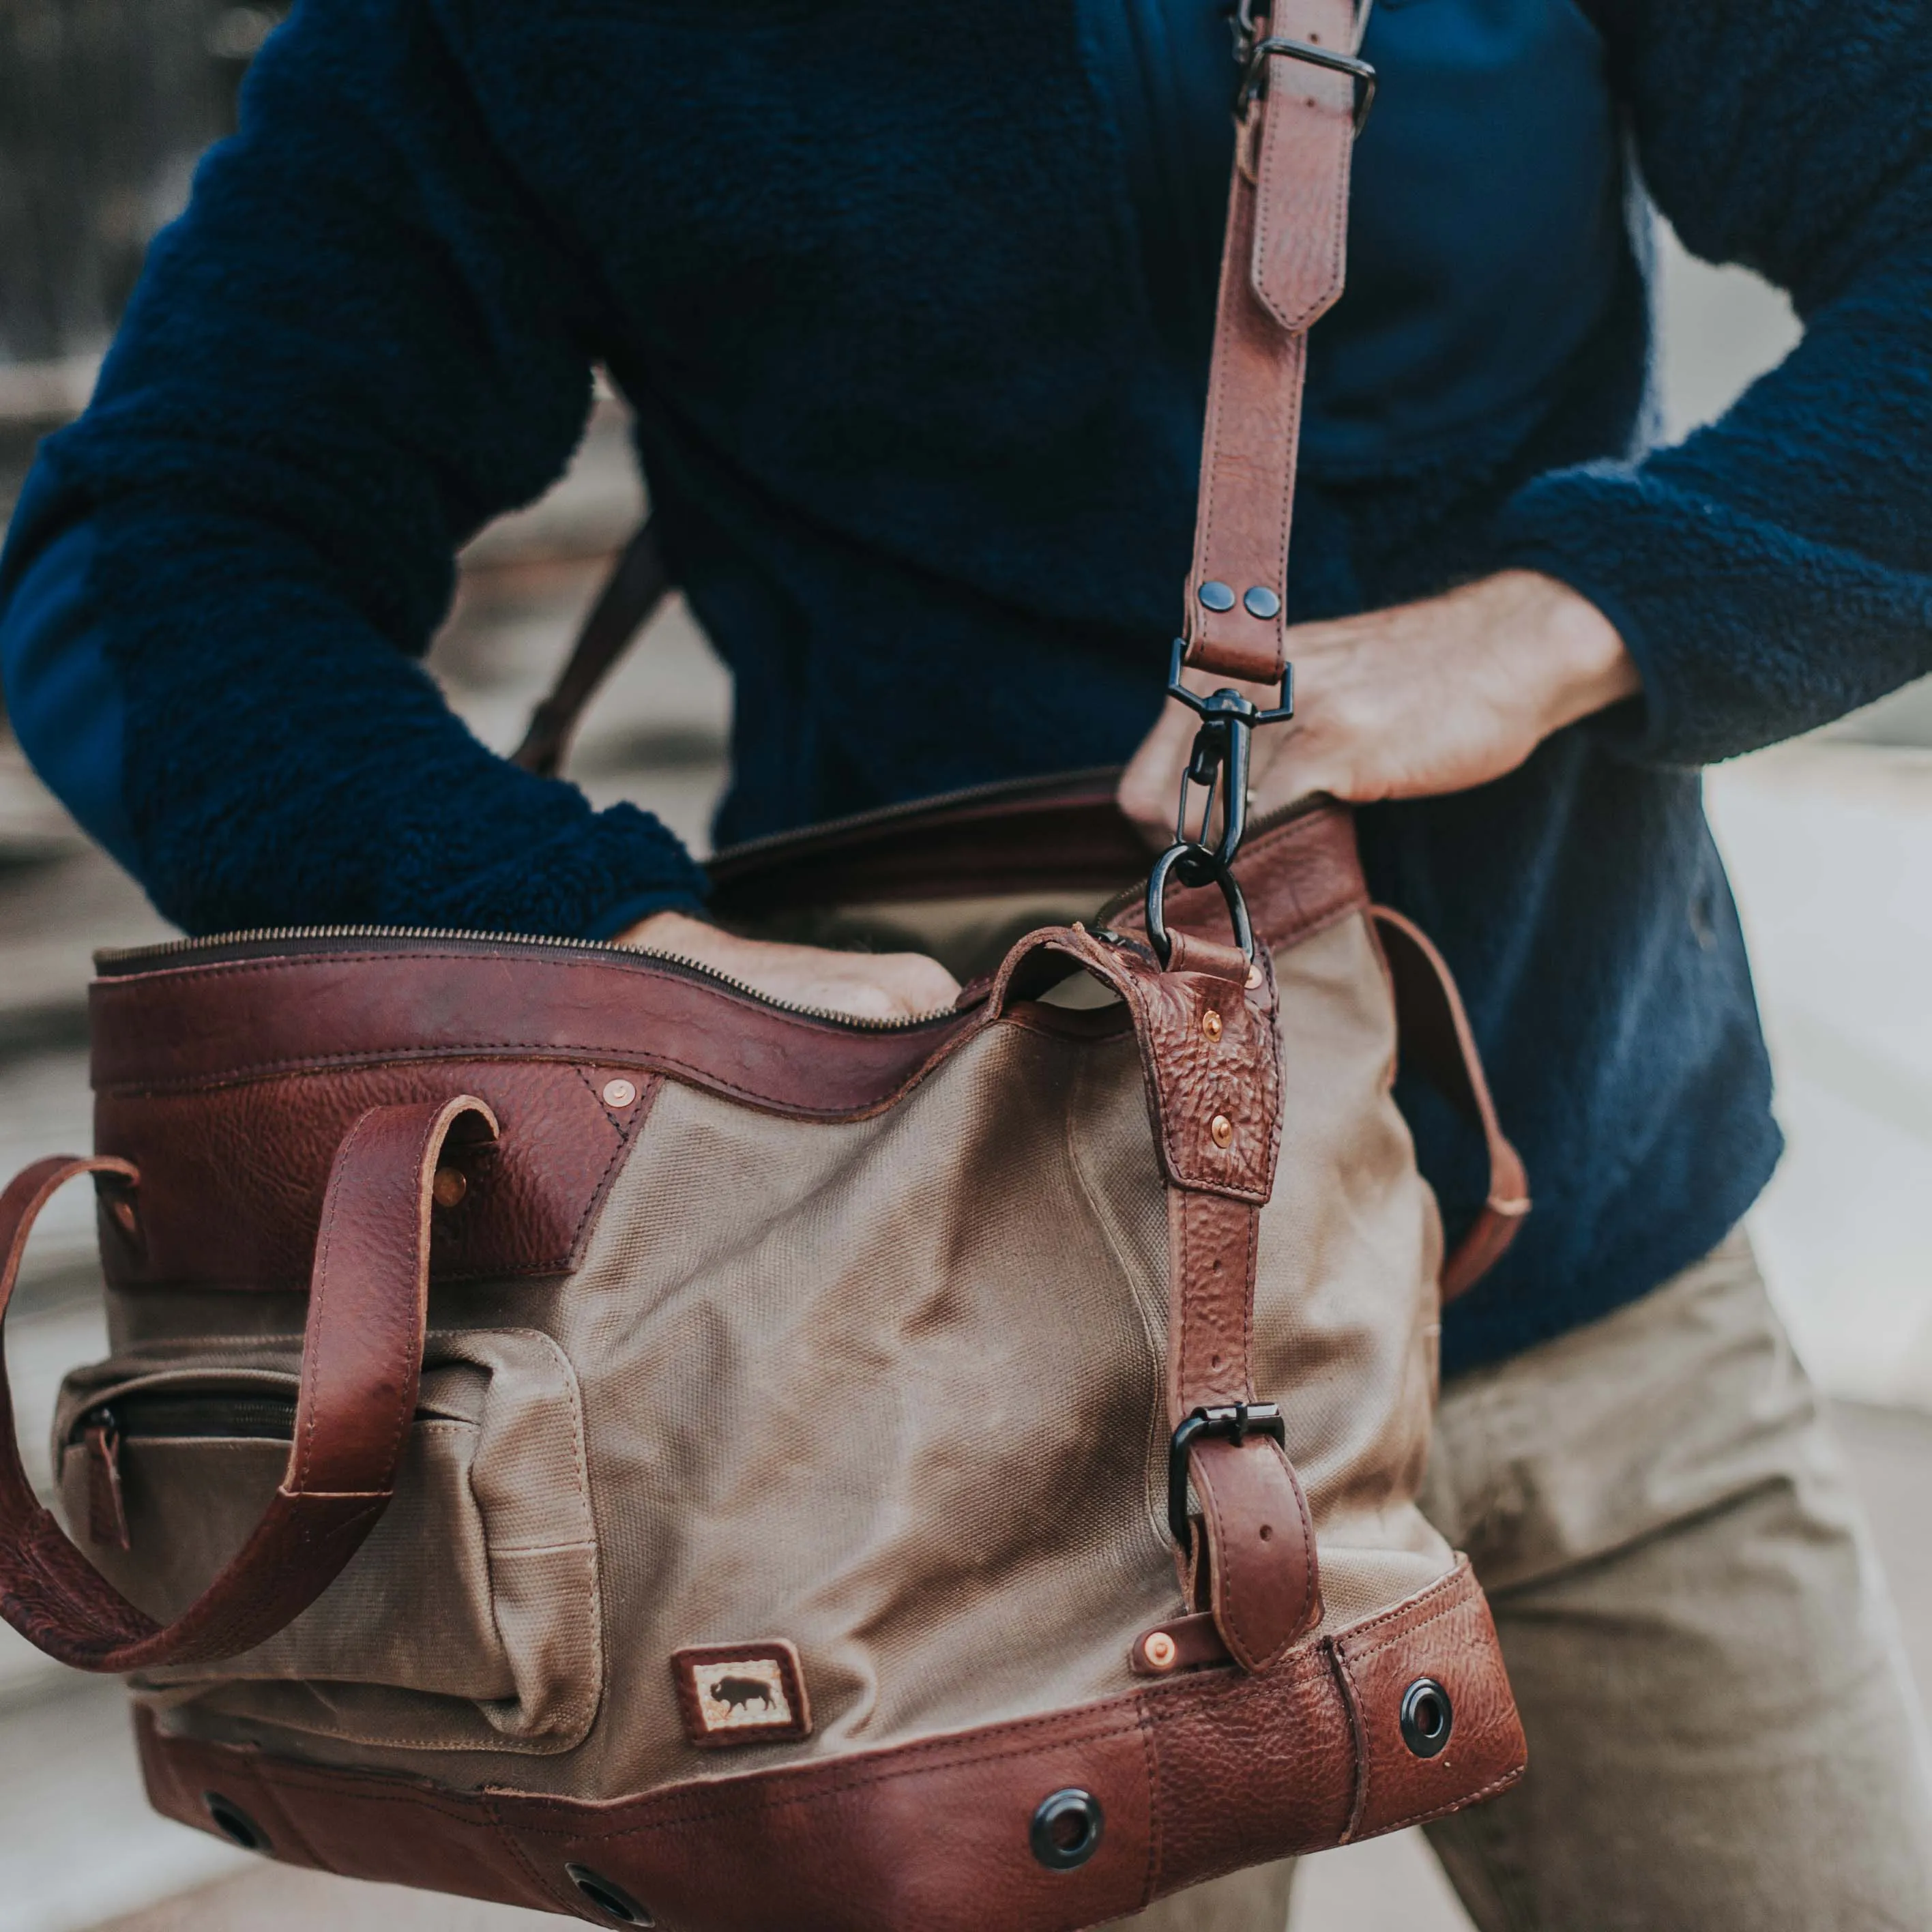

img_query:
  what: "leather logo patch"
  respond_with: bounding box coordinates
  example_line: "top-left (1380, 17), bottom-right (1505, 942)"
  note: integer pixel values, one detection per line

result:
top-left (673, 1640), bottom-right (812, 1748)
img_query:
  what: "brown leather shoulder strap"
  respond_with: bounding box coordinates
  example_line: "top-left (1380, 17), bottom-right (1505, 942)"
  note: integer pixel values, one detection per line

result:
top-left (1184, 0), bottom-right (1362, 683)
top-left (0, 1096), bottom-right (497, 1672)
top-left (1370, 905), bottom-right (1530, 1301)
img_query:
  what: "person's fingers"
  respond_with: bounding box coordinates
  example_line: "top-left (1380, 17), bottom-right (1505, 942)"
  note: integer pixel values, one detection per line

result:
top-left (862, 952), bottom-right (964, 1017)
top-left (1117, 694), bottom-right (1199, 842)
top-left (614, 910), bottom-right (960, 1021)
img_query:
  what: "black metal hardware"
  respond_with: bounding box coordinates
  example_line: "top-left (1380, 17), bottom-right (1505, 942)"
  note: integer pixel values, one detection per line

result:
top-left (1167, 1402), bottom-right (1288, 1551)
top-left (1228, 1), bottom-right (1377, 131)
top-left (1238, 37), bottom-right (1377, 129)
top-left (566, 1863), bottom-right (656, 1926)
top-left (1030, 1789), bottom-right (1107, 1871)
top-left (1143, 639), bottom-right (1293, 969)
top-left (1399, 1678), bottom-right (1454, 1759)
top-left (203, 1791), bottom-right (270, 1853)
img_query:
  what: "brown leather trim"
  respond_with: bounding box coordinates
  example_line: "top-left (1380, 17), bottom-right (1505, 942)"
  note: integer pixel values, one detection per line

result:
top-left (1331, 1567), bottom-right (1525, 1842)
top-left (89, 948), bottom-right (982, 1113)
top-left (95, 1062), bottom-right (655, 1292)
top-left (136, 1562), bottom-right (1521, 1931)
top-left (0, 1100), bottom-right (497, 1672)
top-left (1368, 907), bottom-right (1530, 1302)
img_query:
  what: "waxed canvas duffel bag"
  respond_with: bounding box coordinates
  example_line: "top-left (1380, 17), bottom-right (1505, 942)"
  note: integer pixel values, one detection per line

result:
top-left (0, 5), bottom-right (1532, 1924)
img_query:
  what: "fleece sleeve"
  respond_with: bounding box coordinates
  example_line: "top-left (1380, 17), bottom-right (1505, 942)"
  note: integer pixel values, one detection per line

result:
top-left (1493, 0), bottom-right (1932, 767)
top-left (0, 0), bottom-right (706, 937)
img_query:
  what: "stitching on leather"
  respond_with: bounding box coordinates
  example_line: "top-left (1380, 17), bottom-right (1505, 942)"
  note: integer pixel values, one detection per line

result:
top-left (95, 1008), bottom-right (986, 1121)
top-left (1377, 1766), bottom-right (1525, 1839)
top-left (566, 1066), bottom-right (654, 1265)
top-left (1332, 1561), bottom-right (1472, 1658)
top-left (499, 1716), bottom-right (1152, 1844)
top-left (1325, 1637), bottom-right (1373, 1844)
top-left (1135, 1704), bottom-right (1161, 1907)
top-left (489, 1809), bottom-right (582, 1915)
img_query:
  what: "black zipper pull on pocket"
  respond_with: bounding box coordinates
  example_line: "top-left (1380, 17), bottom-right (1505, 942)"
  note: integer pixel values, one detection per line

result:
top-left (83, 1411), bottom-right (131, 1551)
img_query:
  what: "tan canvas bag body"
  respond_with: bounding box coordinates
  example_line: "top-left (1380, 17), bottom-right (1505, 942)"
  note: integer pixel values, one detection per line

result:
top-left (0, 9), bottom-right (1532, 1925)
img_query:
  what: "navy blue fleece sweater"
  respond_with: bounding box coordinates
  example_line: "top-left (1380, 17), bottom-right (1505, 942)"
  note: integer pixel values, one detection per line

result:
top-left (3, 0), bottom-right (1931, 1373)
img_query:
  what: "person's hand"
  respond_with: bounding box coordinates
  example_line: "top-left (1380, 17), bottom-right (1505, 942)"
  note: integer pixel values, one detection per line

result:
top-left (1117, 570), bottom-right (1639, 840)
top-left (615, 909), bottom-right (961, 1022)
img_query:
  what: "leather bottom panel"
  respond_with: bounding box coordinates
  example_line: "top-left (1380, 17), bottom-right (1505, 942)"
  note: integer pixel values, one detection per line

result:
top-left (136, 1562), bottom-right (1522, 1931)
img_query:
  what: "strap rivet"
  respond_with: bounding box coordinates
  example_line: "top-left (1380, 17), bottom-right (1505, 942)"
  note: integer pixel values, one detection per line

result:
top-left (1142, 1630), bottom-right (1179, 1671)
top-left (1202, 1009), bottom-right (1224, 1043)
top-left (431, 1166), bottom-right (468, 1210)
top-left (1242, 585), bottom-right (1281, 619)
top-left (1197, 580), bottom-right (1236, 613)
top-left (602, 1077), bottom-right (639, 1109)
top-left (1210, 1114), bottom-right (1234, 1149)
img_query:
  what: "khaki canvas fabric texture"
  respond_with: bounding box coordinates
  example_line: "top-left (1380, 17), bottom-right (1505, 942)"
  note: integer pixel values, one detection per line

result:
top-left (63, 908), bottom-right (1456, 1800)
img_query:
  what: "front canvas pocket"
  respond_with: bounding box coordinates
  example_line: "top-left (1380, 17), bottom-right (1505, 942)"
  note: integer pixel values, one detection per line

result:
top-left (55, 1328), bottom-right (600, 1754)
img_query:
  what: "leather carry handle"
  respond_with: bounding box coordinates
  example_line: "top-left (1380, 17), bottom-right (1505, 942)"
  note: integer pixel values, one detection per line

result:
top-left (0, 1095), bottom-right (497, 1673)
top-left (1370, 906), bottom-right (1530, 1301)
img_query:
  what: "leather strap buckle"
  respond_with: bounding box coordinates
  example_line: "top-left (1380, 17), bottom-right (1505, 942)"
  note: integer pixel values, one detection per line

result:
top-left (1236, 37), bottom-right (1377, 130)
top-left (1167, 1401), bottom-right (1287, 1550)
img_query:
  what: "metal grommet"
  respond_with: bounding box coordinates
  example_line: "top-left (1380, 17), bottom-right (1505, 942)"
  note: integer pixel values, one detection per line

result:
top-left (566, 1864), bottom-right (655, 1926)
top-left (203, 1791), bottom-right (269, 1853)
top-left (1210, 1113), bottom-right (1234, 1149)
top-left (1030, 1788), bottom-right (1106, 1871)
top-left (1197, 580), bottom-right (1237, 613)
top-left (1201, 1009), bottom-right (1224, 1042)
top-left (1399, 1678), bottom-right (1454, 1759)
top-left (602, 1077), bottom-right (639, 1109)
top-left (431, 1165), bottom-right (469, 1210)
top-left (1242, 585), bottom-right (1282, 619)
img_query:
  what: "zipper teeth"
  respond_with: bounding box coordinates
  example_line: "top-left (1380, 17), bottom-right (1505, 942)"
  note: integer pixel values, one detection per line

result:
top-left (93, 925), bottom-right (950, 1032)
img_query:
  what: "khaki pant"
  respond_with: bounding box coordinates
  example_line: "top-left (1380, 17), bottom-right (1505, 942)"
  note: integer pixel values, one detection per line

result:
top-left (1120, 1235), bottom-right (1932, 1931)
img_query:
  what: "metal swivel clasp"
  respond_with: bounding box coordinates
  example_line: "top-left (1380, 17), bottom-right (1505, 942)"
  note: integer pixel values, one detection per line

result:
top-left (1143, 640), bottom-right (1294, 969)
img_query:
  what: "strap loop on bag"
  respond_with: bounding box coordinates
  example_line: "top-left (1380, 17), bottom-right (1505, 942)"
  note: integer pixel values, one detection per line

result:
top-left (1371, 906), bottom-right (1531, 1300)
top-left (0, 1095), bottom-right (497, 1672)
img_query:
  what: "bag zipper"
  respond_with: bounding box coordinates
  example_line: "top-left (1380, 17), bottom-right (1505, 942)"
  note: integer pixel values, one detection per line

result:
top-left (80, 1390), bottom-right (300, 1443)
top-left (93, 793), bottom-right (1333, 1014)
top-left (92, 924), bottom-right (958, 1033)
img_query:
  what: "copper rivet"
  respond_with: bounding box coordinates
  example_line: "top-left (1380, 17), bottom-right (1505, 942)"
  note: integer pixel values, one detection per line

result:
top-left (1202, 1009), bottom-right (1223, 1043)
top-left (602, 1078), bottom-right (638, 1109)
top-left (432, 1166), bottom-right (468, 1210)
top-left (1210, 1113), bottom-right (1234, 1149)
top-left (1143, 1631), bottom-right (1179, 1672)
top-left (1246, 964), bottom-right (1263, 989)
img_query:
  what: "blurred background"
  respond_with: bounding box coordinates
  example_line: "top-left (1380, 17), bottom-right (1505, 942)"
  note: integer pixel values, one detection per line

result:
top-left (1, 7), bottom-right (1927, 1929)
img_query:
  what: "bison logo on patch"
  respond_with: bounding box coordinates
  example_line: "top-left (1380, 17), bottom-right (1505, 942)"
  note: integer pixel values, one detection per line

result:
top-left (709, 1675), bottom-right (775, 1715)
top-left (673, 1643), bottom-right (814, 1746)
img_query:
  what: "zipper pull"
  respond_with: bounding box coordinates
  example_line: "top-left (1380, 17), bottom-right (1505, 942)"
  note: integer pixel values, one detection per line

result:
top-left (83, 1410), bottom-right (131, 1551)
